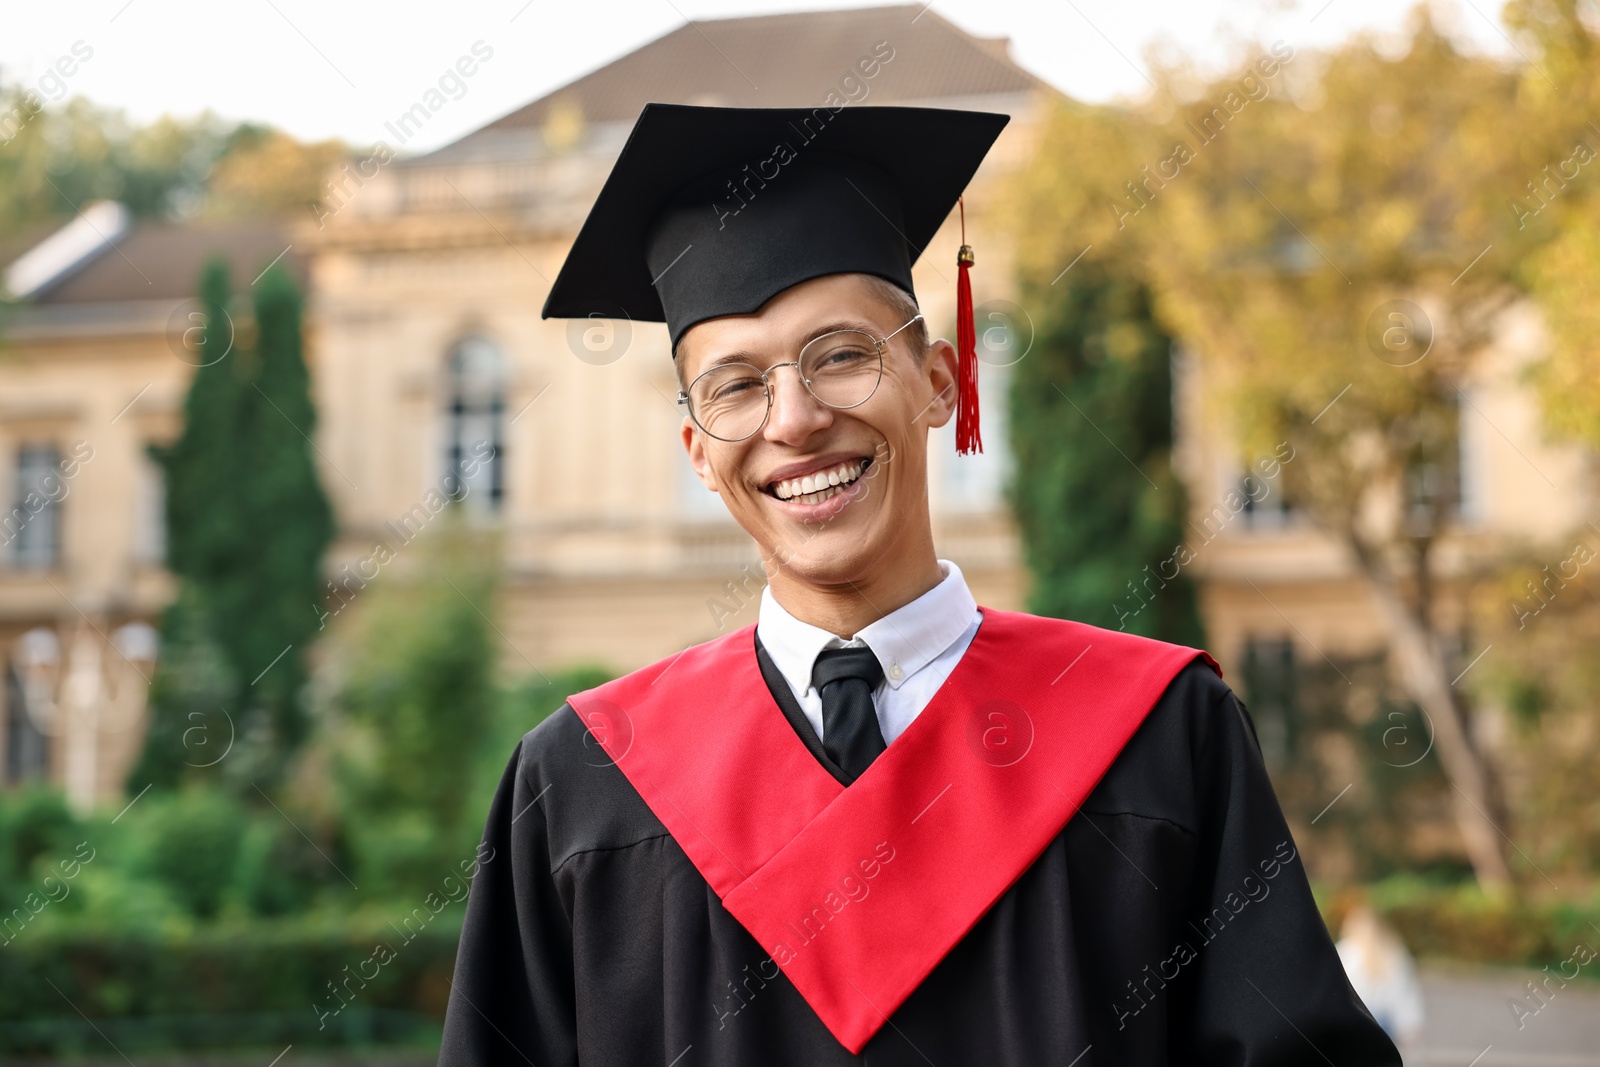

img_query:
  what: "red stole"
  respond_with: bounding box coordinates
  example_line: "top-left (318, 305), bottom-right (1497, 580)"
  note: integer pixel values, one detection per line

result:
top-left (567, 607), bottom-right (1219, 1054)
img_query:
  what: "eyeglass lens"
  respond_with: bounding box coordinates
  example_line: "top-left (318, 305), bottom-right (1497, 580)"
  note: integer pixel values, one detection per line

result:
top-left (687, 329), bottom-right (883, 441)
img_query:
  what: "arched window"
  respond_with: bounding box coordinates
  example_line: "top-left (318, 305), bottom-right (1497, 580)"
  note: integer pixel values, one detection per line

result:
top-left (443, 336), bottom-right (505, 513)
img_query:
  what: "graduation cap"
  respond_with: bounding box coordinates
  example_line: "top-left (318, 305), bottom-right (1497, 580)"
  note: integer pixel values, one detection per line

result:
top-left (541, 103), bottom-right (1009, 454)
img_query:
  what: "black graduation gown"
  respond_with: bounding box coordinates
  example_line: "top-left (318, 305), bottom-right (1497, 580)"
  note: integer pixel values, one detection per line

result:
top-left (437, 636), bottom-right (1398, 1066)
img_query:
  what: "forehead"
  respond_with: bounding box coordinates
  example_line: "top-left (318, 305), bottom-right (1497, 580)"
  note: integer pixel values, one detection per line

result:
top-left (676, 273), bottom-right (895, 377)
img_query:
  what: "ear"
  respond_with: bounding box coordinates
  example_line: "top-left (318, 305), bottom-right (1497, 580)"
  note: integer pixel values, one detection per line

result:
top-left (681, 417), bottom-right (721, 492)
top-left (920, 337), bottom-right (960, 430)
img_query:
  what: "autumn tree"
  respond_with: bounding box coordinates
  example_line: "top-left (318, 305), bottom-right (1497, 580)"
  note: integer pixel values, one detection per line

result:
top-left (1009, 9), bottom-right (1587, 885)
top-left (1508, 0), bottom-right (1600, 445)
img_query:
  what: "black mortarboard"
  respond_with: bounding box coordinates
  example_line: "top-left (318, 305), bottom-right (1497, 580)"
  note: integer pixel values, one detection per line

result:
top-left (542, 103), bottom-right (1009, 453)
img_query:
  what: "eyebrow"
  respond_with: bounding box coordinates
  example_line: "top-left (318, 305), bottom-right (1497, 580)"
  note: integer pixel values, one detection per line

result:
top-left (694, 318), bottom-right (882, 373)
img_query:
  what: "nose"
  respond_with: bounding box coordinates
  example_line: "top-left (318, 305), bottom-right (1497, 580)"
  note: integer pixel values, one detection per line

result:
top-left (762, 362), bottom-right (832, 445)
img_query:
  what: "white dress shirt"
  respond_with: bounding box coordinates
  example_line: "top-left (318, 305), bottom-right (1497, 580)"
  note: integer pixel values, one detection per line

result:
top-left (756, 559), bottom-right (982, 747)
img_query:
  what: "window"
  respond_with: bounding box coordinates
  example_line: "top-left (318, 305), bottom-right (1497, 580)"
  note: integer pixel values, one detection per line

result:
top-left (1457, 393), bottom-right (1484, 525)
top-left (5, 445), bottom-right (62, 569)
top-left (1404, 393), bottom-right (1464, 534)
top-left (1240, 636), bottom-right (1297, 774)
top-left (135, 449), bottom-right (166, 565)
top-left (4, 663), bottom-right (50, 785)
top-left (443, 336), bottom-right (505, 514)
top-left (1240, 472), bottom-right (1295, 528)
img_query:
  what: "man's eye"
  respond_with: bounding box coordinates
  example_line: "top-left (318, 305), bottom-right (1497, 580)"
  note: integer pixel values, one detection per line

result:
top-left (709, 377), bottom-right (762, 401)
top-left (815, 347), bottom-right (873, 368)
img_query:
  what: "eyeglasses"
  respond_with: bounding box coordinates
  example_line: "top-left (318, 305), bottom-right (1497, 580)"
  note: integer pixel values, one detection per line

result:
top-left (677, 314), bottom-right (924, 442)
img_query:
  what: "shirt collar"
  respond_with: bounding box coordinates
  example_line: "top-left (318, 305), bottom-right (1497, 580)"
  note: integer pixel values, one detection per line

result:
top-left (757, 559), bottom-right (978, 695)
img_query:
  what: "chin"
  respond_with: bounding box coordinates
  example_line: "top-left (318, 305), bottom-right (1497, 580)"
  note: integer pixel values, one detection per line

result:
top-left (764, 537), bottom-right (881, 588)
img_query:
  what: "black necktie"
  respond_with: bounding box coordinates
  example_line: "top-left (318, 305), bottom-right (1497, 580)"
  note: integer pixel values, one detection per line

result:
top-left (811, 647), bottom-right (887, 784)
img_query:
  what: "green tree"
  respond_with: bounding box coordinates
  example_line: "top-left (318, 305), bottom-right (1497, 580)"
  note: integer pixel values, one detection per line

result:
top-left (134, 258), bottom-right (334, 790)
top-left (323, 514), bottom-right (503, 899)
top-left (0, 90), bottom-right (352, 231)
top-left (0, 97), bottom-right (232, 228)
top-left (1008, 259), bottom-right (1204, 645)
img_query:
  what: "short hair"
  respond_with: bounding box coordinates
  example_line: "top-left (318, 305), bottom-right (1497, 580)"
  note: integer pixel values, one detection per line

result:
top-left (857, 273), bottom-right (929, 361)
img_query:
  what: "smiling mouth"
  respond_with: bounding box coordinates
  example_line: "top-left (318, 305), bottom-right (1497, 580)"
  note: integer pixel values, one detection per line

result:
top-left (763, 457), bottom-right (873, 505)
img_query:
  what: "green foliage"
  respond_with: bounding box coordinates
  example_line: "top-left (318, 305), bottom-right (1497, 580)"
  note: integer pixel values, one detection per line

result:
top-left (1469, 542), bottom-right (1600, 876)
top-left (1240, 647), bottom-right (1454, 881)
top-left (0, 785), bottom-right (350, 937)
top-left (124, 585), bottom-right (238, 790)
top-left (0, 97), bottom-right (224, 227)
top-left (325, 514), bottom-right (505, 899)
top-left (460, 663), bottom-right (617, 836)
top-left (0, 787), bottom-right (80, 905)
top-left (1320, 875), bottom-right (1600, 973)
top-left (124, 789), bottom-right (250, 920)
top-left (136, 258), bottom-right (335, 790)
top-left (0, 914), bottom-right (455, 1056)
top-left (0, 89), bottom-right (349, 229)
top-left (1008, 260), bottom-right (1204, 645)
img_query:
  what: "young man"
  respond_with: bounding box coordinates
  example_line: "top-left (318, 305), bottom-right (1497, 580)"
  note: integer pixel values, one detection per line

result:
top-left (437, 103), bottom-right (1399, 1066)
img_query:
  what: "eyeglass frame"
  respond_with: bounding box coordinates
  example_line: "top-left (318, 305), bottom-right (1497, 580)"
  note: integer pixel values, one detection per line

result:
top-left (675, 312), bottom-right (926, 442)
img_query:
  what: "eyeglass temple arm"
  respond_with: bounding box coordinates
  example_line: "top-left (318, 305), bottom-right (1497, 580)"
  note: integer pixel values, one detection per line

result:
top-left (882, 313), bottom-right (925, 344)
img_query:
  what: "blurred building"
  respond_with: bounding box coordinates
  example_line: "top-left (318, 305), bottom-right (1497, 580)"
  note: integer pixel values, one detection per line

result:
top-left (1174, 306), bottom-right (1596, 868)
top-left (1175, 301), bottom-right (1595, 674)
top-left (0, 204), bottom-right (304, 805)
top-left (0, 5), bottom-right (1050, 802)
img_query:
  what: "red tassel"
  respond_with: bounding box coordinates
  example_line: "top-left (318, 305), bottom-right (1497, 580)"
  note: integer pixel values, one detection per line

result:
top-left (955, 197), bottom-right (982, 455)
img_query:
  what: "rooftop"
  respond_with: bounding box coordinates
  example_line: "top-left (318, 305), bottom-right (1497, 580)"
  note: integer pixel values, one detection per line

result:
top-left (1, 211), bottom-right (304, 307)
top-left (433, 5), bottom-right (1044, 160)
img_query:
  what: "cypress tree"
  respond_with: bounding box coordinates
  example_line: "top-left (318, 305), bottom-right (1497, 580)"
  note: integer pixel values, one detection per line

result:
top-left (1008, 261), bottom-right (1204, 646)
top-left (131, 258), bottom-right (333, 791)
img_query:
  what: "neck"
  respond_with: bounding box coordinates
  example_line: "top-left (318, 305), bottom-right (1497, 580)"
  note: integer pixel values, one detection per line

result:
top-left (763, 537), bottom-right (944, 639)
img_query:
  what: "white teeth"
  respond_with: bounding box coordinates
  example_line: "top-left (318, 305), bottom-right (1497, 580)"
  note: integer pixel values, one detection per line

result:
top-left (770, 459), bottom-right (867, 501)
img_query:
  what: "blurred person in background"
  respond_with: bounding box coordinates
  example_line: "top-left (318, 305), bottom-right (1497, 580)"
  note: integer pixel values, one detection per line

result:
top-left (1337, 904), bottom-right (1426, 1052)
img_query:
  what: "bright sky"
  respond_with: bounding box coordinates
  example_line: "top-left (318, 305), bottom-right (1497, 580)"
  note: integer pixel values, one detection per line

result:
top-left (1, 0), bottom-right (1522, 155)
